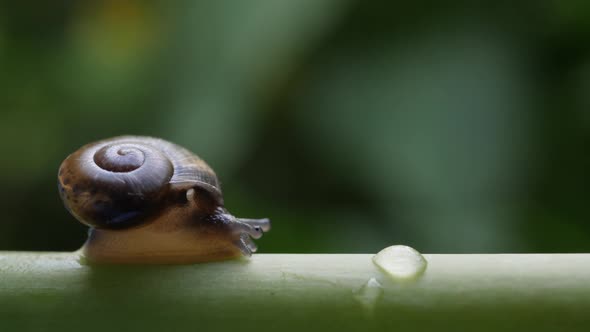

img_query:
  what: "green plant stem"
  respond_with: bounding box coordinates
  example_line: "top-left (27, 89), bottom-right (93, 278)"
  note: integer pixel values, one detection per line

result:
top-left (0, 252), bottom-right (588, 331)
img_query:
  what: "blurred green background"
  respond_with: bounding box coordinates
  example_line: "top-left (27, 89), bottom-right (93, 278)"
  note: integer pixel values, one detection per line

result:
top-left (1, 0), bottom-right (589, 254)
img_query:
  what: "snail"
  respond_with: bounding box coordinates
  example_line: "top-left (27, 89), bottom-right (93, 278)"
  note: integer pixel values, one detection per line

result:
top-left (57, 136), bottom-right (270, 264)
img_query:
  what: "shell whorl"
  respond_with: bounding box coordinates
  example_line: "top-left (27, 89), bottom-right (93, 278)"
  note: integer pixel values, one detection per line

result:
top-left (58, 136), bottom-right (222, 229)
top-left (79, 140), bottom-right (174, 195)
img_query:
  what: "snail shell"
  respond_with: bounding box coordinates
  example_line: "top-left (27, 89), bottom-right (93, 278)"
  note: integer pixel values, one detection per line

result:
top-left (58, 136), bottom-right (270, 264)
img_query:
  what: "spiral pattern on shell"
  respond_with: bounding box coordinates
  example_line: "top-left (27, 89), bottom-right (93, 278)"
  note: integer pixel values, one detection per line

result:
top-left (58, 136), bottom-right (222, 229)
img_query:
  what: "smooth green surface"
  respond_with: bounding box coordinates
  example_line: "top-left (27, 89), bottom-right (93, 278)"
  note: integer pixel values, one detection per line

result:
top-left (0, 253), bottom-right (589, 331)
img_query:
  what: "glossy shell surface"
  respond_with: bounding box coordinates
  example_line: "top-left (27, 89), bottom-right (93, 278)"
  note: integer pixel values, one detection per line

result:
top-left (58, 136), bottom-right (222, 229)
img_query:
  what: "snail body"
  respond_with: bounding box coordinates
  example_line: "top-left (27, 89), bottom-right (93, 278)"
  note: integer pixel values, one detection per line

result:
top-left (58, 136), bottom-right (270, 264)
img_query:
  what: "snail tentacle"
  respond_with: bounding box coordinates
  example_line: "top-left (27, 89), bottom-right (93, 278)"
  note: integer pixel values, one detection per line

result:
top-left (236, 218), bottom-right (271, 232)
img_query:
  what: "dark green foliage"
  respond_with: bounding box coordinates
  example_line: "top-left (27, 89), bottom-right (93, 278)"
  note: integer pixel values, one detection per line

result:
top-left (1, 1), bottom-right (590, 253)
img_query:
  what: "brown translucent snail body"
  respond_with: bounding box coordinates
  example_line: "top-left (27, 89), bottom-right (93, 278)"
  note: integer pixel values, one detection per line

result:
top-left (57, 136), bottom-right (270, 264)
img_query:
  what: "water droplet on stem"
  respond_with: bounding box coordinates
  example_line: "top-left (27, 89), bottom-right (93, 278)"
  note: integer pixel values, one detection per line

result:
top-left (373, 245), bottom-right (427, 280)
top-left (354, 277), bottom-right (383, 316)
